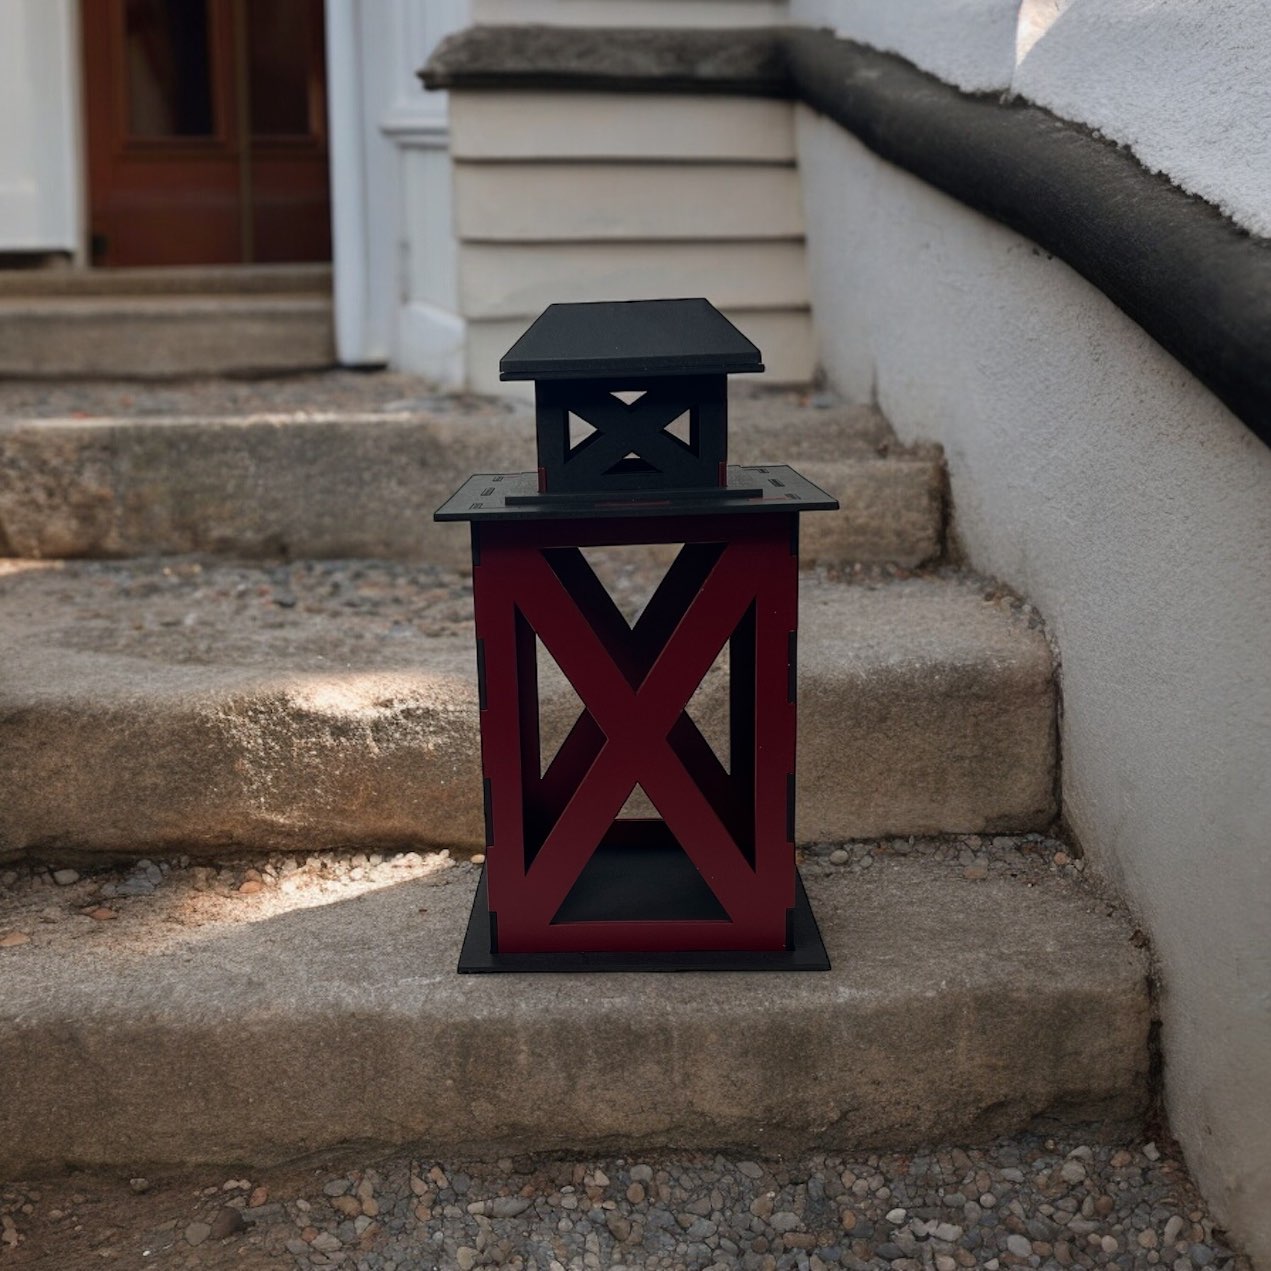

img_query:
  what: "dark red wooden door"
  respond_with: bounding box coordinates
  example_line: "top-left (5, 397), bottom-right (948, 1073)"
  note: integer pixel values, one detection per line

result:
top-left (82, 0), bottom-right (331, 266)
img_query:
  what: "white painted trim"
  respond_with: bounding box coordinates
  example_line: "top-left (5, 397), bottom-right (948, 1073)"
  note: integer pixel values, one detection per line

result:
top-left (394, 300), bottom-right (467, 387)
top-left (65, 0), bottom-right (87, 264)
top-left (324, 0), bottom-right (379, 363)
top-left (379, 113), bottom-right (451, 148)
top-left (449, 92), bottom-right (795, 162)
top-left (326, 0), bottom-right (466, 368)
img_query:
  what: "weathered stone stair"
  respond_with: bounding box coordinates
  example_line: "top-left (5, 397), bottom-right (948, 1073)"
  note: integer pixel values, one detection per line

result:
top-left (0, 384), bottom-right (940, 567)
top-left (0, 851), bottom-right (1147, 1178)
top-left (0, 561), bottom-right (1053, 862)
top-left (0, 265), bottom-right (335, 379)
top-left (0, 375), bottom-right (1149, 1176)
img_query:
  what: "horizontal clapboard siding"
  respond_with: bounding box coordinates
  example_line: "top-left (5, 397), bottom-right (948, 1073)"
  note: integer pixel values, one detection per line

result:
top-left (450, 92), bottom-right (795, 162)
top-left (453, 162), bottom-right (803, 241)
top-left (460, 240), bottom-right (808, 318)
top-left (448, 88), bottom-right (813, 391)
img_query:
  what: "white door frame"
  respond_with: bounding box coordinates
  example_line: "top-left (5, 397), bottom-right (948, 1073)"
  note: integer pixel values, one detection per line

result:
top-left (325, 0), bottom-right (468, 374)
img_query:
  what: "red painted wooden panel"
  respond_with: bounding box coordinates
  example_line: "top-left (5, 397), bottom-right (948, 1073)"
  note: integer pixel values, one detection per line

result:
top-left (472, 512), bottom-right (798, 955)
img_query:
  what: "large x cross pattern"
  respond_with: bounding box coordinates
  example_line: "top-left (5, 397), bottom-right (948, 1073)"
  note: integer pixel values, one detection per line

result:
top-left (515, 543), bottom-right (755, 919)
top-left (564, 388), bottom-right (697, 482)
top-left (496, 541), bottom-right (764, 925)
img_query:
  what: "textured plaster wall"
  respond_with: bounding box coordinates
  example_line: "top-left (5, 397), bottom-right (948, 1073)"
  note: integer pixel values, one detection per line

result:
top-left (795, 106), bottom-right (1271, 1264)
top-left (791, 0), bottom-right (1018, 92)
top-left (790, 0), bottom-right (1271, 237)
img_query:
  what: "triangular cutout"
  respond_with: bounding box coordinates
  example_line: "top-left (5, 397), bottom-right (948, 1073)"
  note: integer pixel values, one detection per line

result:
top-left (609, 389), bottom-right (647, 406)
top-left (567, 412), bottom-right (599, 451)
top-left (551, 816), bottom-right (729, 924)
top-left (535, 635), bottom-right (586, 778)
top-left (574, 543), bottom-right (679, 629)
top-left (617, 781), bottom-right (656, 819)
top-left (684, 640), bottom-right (730, 775)
top-left (665, 410), bottom-right (693, 447)
top-left (603, 453), bottom-right (660, 477)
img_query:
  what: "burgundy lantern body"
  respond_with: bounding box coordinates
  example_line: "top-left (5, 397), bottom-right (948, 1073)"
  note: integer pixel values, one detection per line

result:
top-left (436, 299), bottom-right (837, 972)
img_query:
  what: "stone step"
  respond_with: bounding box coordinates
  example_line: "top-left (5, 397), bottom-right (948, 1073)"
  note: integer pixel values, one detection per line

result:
top-left (0, 561), bottom-right (1053, 865)
top-left (0, 263), bottom-right (332, 298)
top-left (0, 294), bottom-right (335, 378)
top-left (0, 847), bottom-right (1149, 1174)
top-left (0, 385), bottom-right (944, 568)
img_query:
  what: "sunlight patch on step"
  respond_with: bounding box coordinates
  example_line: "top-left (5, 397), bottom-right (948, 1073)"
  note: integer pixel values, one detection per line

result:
top-left (0, 559), bottom-right (65, 579)
top-left (282, 673), bottom-right (473, 719)
top-left (0, 850), bottom-right (459, 961)
top-left (159, 850), bottom-right (458, 953)
top-left (168, 851), bottom-right (457, 941)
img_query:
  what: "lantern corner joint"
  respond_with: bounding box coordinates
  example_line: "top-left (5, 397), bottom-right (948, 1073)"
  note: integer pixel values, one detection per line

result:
top-left (434, 298), bottom-right (839, 973)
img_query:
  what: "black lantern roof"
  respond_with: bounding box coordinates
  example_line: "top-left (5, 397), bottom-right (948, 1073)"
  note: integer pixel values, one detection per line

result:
top-left (499, 298), bottom-right (764, 381)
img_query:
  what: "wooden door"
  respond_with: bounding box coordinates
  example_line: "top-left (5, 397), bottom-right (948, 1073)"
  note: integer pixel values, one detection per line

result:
top-left (82, 0), bottom-right (331, 267)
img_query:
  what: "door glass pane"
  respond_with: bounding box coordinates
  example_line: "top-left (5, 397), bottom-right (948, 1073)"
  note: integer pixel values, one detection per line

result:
top-left (125, 0), bottom-right (215, 138)
top-left (247, 0), bottom-right (323, 137)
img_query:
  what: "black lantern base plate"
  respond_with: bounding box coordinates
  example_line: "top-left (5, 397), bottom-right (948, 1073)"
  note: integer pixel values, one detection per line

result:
top-left (457, 862), bottom-right (830, 974)
top-left (435, 465), bottom-right (838, 523)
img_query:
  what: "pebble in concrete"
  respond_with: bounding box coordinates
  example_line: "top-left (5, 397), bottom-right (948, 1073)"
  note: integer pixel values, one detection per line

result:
top-left (183, 1220), bottom-right (210, 1247)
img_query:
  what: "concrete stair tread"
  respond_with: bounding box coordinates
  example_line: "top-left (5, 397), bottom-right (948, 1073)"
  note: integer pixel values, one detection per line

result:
top-left (0, 293), bottom-right (332, 317)
top-left (0, 851), bottom-right (1149, 1172)
top-left (0, 560), bottom-right (1054, 861)
top-left (0, 294), bottom-right (335, 379)
top-left (0, 263), bottom-right (332, 298)
top-left (0, 376), bottom-right (908, 453)
top-left (0, 382), bottom-right (945, 566)
top-left (0, 560), bottom-right (1035, 686)
top-left (727, 387), bottom-right (935, 460)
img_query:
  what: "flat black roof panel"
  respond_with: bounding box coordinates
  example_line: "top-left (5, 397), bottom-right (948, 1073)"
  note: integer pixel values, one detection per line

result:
top-left (499, 298), bottom-right (764, 380)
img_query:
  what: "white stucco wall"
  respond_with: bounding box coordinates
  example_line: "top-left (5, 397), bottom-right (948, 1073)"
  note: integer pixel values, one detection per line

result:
top-left (791, 0), bottom-right (1017, 93)
top-left (796, 105), bottom-right (1271, 1263)
top-left (790, 0), bottom-right (1271, 238)
top-left (1010, 1), bottom-right (1271, 239)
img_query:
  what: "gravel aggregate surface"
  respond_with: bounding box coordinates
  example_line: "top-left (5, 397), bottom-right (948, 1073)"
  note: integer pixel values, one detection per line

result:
top-left (0, 373), bottom-right (905, 463)
top-left (0, 373), bottom-right (862, 427)
top-left (0, 553), bottom-right (1041, 669)
top-left (0, 556), bottom-right (477, 667)
top-left (0, 1133), bottom-right (1247, 1269)
top-left (0, 372), bottom-right (520, 422)
top-left (0, 834), bottom-right (1114, 953)
top-left (0, 373), bottom-right (839, 425)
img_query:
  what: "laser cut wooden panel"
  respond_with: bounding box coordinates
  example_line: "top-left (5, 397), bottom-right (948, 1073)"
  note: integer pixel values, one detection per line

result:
top-left (473, 514), bottom-right (797, 955)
